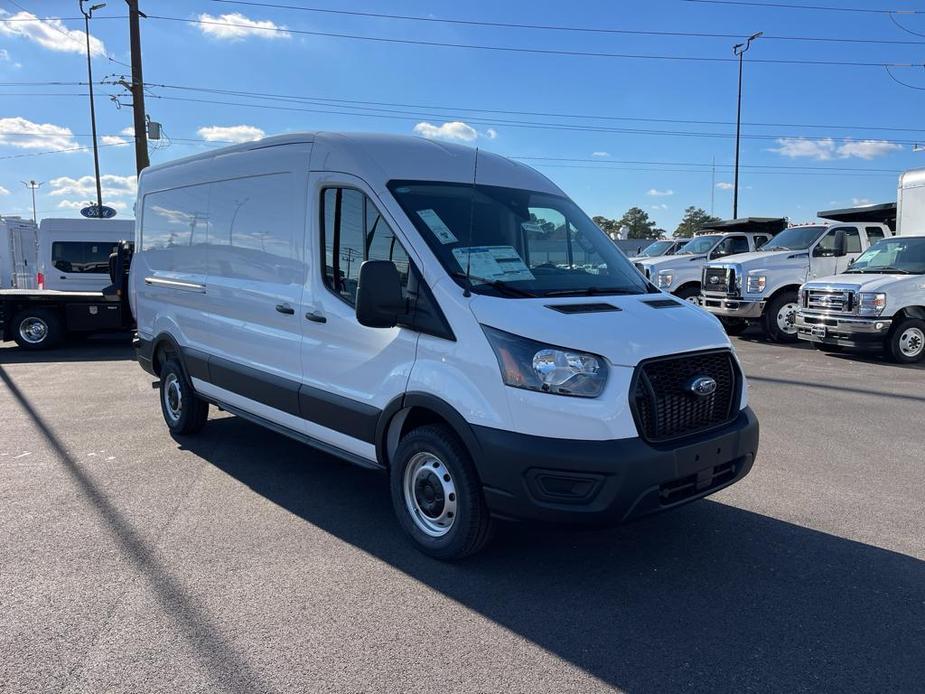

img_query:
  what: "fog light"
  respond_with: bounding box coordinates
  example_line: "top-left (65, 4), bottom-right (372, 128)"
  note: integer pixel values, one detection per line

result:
top-left (876, 322), bottom-right (885, 330)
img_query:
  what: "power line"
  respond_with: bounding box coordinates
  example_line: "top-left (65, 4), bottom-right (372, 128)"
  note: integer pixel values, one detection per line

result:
top-left (885, 64), bottom-right (925, 90)
top-left (144, 14), bottom-right (915, 67)
top-left (680, 0), bottom-right (916, 13)
top-left (204, 0), bottom-right (925, 46)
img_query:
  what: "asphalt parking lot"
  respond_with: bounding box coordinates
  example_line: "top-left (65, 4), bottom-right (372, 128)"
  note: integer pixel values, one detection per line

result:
top-left (0, 332), bottom-right (922, 694)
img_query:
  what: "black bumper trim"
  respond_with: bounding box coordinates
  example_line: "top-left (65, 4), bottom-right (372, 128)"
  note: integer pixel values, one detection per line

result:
top-left (472, 407), bottom-right (759, 525)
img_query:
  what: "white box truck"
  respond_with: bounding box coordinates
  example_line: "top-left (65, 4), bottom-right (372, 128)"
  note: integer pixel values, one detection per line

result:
top-left (0, 216), bottom-right (38, 289)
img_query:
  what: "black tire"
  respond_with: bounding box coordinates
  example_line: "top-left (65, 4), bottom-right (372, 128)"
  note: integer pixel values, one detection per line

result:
top-left (390, 424), bottom-right (493, 560)
top-left (159, 358), bottom-right (209, 435)
top-left (812, 342), bottom-right (843, 354)
top-left (720, 317), bottom-right (749, 336)
top-left (11, 308), bottom-right (64, 350)
top-left (887, 318), bottom-right (925, 364)
top-left (763, 291), bottom-right (800, 344)
top-left (675, 285), bottom-right (701, 304)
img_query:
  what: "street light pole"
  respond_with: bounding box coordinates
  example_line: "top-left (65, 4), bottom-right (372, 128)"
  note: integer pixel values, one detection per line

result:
top-left (79, 1), bottom-right (107, 213)
top-left (21, 180), bottom-right (43, 224)
top-left (733, 31), bottom-right (762, 219)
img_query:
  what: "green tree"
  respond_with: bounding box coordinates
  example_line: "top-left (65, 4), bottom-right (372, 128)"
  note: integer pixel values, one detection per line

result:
top-left (592, 215), bottom-right (620, 235)
top-left (674, 206), bottom-right (721, 238)
top-left (618, 207), bottom-right (659, 239)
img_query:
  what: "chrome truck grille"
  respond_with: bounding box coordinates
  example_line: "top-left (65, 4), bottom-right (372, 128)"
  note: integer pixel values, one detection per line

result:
top-left (702, 266), bottom-right (735, 294)
top-left (802, 288), bottom-right (855, 314)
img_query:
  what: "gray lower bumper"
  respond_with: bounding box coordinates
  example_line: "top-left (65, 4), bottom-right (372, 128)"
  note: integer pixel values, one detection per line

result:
top-left (796, 312), bottom-right (892, 348)
top-left (700, 294), bottom-right (765, 319)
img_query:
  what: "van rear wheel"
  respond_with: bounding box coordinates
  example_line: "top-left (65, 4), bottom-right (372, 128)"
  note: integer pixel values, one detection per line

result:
top-left (12, 308), bottom-right (63, 350)
top-left (159, 358), bottom-right (209, 435)
top-left (390, 424), bottom-right (493, 560)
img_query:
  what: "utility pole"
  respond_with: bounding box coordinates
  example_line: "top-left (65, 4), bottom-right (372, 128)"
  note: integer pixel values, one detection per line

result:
top-left (80, 1), bottom-right (106, 213)
top-left (21, 180), bottom-right (43, 224)
top-left (733, 31), bottom-right (762, 219)
top-left (126, 0), bottom-right (150, 174)
top-left (710, 156), bottom-right (715, 217)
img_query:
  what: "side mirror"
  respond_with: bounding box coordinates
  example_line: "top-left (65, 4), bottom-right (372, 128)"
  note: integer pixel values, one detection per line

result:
top-left (356, 260), bottom-right (405, 328)
top-left (833, 230), bottom-right (847, 257)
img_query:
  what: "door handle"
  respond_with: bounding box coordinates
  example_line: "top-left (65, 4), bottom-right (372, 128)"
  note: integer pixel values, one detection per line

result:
top-left (305, 311), bottom-right (327, 324)
top-left (275, 303), bottom-right (295, 315)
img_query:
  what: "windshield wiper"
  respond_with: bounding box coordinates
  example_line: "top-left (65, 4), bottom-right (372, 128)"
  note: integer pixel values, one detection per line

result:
top-left (846, 266), bottom-right (914, 275)
top-left (543, 286), bottom-right (639, 297)
top-left (449, 271), bottom-right (539, 297)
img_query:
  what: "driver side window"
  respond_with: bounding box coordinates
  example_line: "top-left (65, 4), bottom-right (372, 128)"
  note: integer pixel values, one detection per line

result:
top-left (711, 236), bottom-right (749, 259)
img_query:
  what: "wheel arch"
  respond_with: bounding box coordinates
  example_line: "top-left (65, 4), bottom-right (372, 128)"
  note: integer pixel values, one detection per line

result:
top-left (893, 305), bottom-right (925, 322)
top-left (766, 284), bottom-right (802, 303)
top-left (150, 331), bottom-right (184, 378)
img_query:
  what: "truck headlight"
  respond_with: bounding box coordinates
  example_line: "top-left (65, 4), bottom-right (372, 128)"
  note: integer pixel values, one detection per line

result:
top-left (482, 326), bottom-right (608, 398)
top-left (656, 271), bottom-right (673, 288)
top-left (858, 292), bottom-right (886, 316)
top-left (746, 274), bottom-right (766, 294)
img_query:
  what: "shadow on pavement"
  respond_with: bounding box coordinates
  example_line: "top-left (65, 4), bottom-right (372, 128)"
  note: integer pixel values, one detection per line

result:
top-left (180, 415), bottom-right (924, 693)
top-left (0, 333), bottom-right (133, 364)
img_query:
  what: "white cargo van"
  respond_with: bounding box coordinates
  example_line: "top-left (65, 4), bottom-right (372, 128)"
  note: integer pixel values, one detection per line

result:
top-left (38, 218), bottom-right (134, 292)
top-left (0, 216), bottom-right (38, 289)
top-left (130, 133), bottom-right (759, 559)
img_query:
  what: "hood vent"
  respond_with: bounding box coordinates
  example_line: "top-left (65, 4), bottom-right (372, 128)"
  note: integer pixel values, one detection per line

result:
top-left (643, 298), bottom-right (683, 308)
top-left (545, 303), bottom-right (622, 314)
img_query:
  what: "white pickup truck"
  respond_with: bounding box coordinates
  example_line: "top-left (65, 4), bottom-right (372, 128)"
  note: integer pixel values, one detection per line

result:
top-left (634, 221), bottom-right (781, 302)
top-left (796, 234), bottom-right (925, 363)
top-left (699, 222), bottom-right (893, 342)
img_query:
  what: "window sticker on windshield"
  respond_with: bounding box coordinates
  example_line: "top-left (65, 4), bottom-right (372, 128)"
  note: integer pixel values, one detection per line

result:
top-left (451, 246), bottom-right (535, 282)
top-left (416, 209), bottom-right (458, 244)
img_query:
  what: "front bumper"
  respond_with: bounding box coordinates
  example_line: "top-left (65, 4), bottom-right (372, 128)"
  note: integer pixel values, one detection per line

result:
top-left (471, 407), bottom-right (759, 526)
top-left (796, 312), bottom-right (891, 350)
top-left (700, 294), bottom-right (765, 319)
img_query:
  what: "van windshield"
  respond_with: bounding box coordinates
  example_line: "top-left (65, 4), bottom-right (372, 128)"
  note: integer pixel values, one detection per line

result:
top-left (844, 237), bottom-right (925, 274)
top-left (639, 240), bottom-right (676, 257)
top-left (388, 181), bottom-right (651, 298)
top-left (760, 226), bottom-right (826, 251)
top-left (676, 235), bottom-right (720, 255)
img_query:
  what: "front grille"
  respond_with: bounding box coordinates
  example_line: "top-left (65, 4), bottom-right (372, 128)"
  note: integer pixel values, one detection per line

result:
top-left (631, 350), bottom-right (740, 442)
top-left (703, 266), bottom-right (734, 294)
top-left (803, 288), bottom-right (854, 314)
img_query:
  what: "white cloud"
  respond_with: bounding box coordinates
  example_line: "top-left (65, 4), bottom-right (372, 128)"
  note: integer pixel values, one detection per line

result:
top-left (197, 124), bottom-right (265, 143)
top-left (413, 121), bottom-right (479, 142)
top-left (120, 127), bottom-right (135, 137)
top-left (0, 48), bottom-right (9, 61)
top-left (852, 197), bottom-right (873, 206)
top-left (650, 204), bottom-right (668, 210)
top-left (49, 174), bottom-right (137, 200)
top-left (101, 135), bottom-right (129, 146)
top-left (647, 188), bottom-right (674, 197)
top-left (484, 128), bottom-right (498, 140)
top-left (716, 181), bottom-right (734, 190)
top-left (837, 140), bottom-right (902, 160)
top-left (195, 12), bottom-right (290, 40)
top-left (770, 137), bottom-right (902, 161)
top-left (0, 11), bottom-right (106, 56)
top-left (0, 185), bottom-right (10, 196)
top-left (591, 151), bottom-right (610, 158)
top-left (0, 116), bottom-right (78, 150)
top-left (57, 199), bottom-right (127, 211)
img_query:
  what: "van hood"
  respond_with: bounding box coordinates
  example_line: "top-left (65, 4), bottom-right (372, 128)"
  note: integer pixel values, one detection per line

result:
top-left (805, 273), bottom-right (923, 293)
top-left (469, 293), bottom-right (732, 368)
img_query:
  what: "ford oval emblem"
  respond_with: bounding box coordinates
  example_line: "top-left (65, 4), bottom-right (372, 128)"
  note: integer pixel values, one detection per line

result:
top-left (688, 376), bottom-right (717, 397)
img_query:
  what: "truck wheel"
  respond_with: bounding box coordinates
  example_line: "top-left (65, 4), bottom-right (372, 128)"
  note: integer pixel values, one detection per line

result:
top-left (390, 424), bottom-right (493, 560)
top-left (159, 358), bottom-right (209, 435)
top-left (11, 308), bottom-right (63, 350)
top-left (887, 319), bottom-right (925, 364)
top-left (764, 292), bottom-right (800, 343)
top-left (675, 286), bottom-right (701, 304)
top-left (720, 318), bottom-right (749, 336)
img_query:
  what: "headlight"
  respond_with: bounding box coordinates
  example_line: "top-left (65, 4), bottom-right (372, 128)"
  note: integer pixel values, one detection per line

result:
top-left (482, 326), bottom-right (608, 398)
top-left (746, 274), bottom-right (766, 293)
top-left (858, 292), bottom-right (886, 316)
top-left (656, 271), bottom-right (673, 288)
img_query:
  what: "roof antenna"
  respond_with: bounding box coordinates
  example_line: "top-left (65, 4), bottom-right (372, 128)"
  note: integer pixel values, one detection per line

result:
top-left (462, 146), bottom-right (479, 298)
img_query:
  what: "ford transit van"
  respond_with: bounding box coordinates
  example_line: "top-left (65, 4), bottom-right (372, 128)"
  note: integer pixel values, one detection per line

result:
top-left (131, 133), bottom-right (759, 559)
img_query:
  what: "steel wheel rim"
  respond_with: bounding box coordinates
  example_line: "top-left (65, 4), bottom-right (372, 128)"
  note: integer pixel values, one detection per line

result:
top-left (898, 327), bottom-right (924, 358)
top-left (684, 295), bottom-right (700, 304)
top-left (19, 317), bottom-right (48, 344)
top-left (403, 452), bottom-right (457, 538)
top-left (776, 302), bottom-right (798, 334)
top-left (163, 373), bottom-right (183, 423)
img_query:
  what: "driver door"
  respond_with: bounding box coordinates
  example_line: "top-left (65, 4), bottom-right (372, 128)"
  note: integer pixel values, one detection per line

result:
top-left (809, 227), bottom-right (859, 279)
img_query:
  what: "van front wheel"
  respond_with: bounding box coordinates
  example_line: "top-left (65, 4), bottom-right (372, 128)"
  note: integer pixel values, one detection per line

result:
top-left (390, 424), bottom-right (493, 560)
top-left (159, 359), bottom-right (209, 435)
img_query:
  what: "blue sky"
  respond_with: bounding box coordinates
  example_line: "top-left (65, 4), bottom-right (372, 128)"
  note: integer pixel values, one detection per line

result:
top-left (2, 0), bottom-right (924, 231)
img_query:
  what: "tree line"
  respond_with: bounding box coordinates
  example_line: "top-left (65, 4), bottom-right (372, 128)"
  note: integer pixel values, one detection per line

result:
top-left (593, 206), bottom-right (722, 240)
